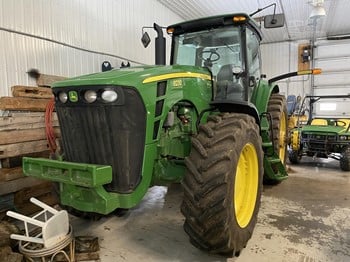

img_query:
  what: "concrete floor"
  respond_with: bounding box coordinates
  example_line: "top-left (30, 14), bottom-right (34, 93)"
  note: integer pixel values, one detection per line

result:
top-left (71, 157), bottom-right (350, 262)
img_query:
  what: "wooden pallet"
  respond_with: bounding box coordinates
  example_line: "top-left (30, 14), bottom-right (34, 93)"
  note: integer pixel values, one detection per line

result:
top-left (11, 85), bottom-right (53, 99)
top-left (1, 151), bottom-right (50, 168)
top-left (0, 107), bottom-right (59, 135)
top-left (0, 167), bottom-right (23, 182)
top-left (0, 85), bottom-right (62, 217)
top-left (0, 97), bottom-right (51, 112)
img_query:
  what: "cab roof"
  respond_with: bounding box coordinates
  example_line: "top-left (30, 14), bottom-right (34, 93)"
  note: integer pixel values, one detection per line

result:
top-left (167, 13), bottom-right (262, 41)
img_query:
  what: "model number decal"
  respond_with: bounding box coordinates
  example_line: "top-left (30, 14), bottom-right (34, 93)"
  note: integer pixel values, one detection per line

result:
top-left (172, 79), bottom-right (183, 88)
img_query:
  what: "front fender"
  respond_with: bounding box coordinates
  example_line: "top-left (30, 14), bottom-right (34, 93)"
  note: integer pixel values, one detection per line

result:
top-left (211, 100), bottom-right (260, 127)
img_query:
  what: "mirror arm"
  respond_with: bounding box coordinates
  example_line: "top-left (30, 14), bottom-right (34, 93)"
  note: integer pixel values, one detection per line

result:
top-left (250, 3), bottom-right (276, 17)
top-left (142, 26), bottom-right (153, 34)
top-left (141, 24), bottom-right (167, 64)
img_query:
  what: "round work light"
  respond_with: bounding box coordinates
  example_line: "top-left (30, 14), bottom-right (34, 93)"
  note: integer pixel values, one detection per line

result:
top-left (84, 90), bottom-right (97, 103)
top-left (101, 90), bottom-right (118, 102)
top-left (58, 92), bottom-right (68, 103)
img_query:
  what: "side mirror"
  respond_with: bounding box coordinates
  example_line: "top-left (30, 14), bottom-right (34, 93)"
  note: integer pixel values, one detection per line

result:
top-left (141, 32), bottom-right (151, 48)
top-left (264, 13), bottom-right (285, 28)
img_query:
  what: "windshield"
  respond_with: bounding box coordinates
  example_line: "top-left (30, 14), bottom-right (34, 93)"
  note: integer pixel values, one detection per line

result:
top-left (172, 26), bottom-right (243, 77)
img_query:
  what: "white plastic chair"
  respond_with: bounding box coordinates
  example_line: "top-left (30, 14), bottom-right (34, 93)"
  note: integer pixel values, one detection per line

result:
top-left (6, 197), bottom-right (69, 248)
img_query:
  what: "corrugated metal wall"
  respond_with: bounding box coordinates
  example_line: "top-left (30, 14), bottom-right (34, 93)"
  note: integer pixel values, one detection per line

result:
top-left (261, 41), bottom-right (312, 97)
top-left (0, 0), bottom-right (182, 97)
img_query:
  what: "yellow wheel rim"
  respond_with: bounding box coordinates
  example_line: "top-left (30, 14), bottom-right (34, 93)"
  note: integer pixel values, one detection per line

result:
top-left (291, 130), bottom-right (300, 151)
top-left (279, 111), bottom-right (287, 163)
top-left (234, 143), bottom-right (259, 228)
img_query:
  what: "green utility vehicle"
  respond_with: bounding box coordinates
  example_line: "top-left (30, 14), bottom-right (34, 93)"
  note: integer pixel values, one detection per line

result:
top-left (289, 95), bottom-right (350, 171)
top-left (23, 12), bottom-right (319, 255)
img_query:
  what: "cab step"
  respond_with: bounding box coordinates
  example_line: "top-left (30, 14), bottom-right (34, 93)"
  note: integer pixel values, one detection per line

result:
top-left (263, 155), bottom-right (288, 181)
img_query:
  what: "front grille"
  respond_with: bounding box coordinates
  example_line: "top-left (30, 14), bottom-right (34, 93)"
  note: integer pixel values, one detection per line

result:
top-left (302, 134), bottom-right (336, 141)
top-left (302, 132), bottom-right (347, 154)
top-left (54, 86), bottom-right (146, 193)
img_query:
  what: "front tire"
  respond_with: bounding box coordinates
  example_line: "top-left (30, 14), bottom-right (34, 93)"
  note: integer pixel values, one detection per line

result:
top-left (340, 147), bottom-right (350, 171)
top-left (288, 149), bottom-right (301, 164)
top-left (181, 113), bottom-right (263, 256)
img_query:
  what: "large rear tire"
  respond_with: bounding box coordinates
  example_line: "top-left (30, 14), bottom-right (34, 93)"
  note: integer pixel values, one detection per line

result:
top-left (267, 93), bottom-right (288, 164)
top-left (181, 113), bottom-right (263, 256)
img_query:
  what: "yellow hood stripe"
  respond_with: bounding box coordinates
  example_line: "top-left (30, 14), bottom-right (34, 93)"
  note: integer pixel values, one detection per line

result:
top-left (143, 72), bottom-right (211, 83)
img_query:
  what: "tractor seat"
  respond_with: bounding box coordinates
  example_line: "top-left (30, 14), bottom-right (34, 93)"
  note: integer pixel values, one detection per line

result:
top-left (338, 118), bottom-right (350, 128)
top-left (287, 95), bottom-right (297, 116)
top-left (311, 118), bottom-right (328, 126)
top-left (215, 64), bottom-right (243, 101)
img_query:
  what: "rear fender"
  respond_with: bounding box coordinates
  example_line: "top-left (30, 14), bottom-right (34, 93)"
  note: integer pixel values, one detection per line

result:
top-left (250, 81), bottom-right (280, 138)
top-left (251, 81), bottom-right (279, 114)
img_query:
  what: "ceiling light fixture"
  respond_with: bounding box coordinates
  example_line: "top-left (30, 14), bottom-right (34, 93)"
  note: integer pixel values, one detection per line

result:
top-left (309, 0), bottom-right (326, 20)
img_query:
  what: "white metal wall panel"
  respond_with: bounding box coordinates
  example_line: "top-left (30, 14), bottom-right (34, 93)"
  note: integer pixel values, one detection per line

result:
top-left (261, 42), bottom-right (290, 79)
top-left (261, 41), bottom-right (311, 97)
top-left (313, 39), bottom-right (350, 97)
top-left (0, 0), bottom-right (182, 97)
top-left (313, 87), bottom-right (350, 96)
top-left (314, 73), bottom-right (350, 87)
top-left (0, 30), bottom-right (127, 96)
top-left (316, 58), bottom-right (350, 72)
top-left (316, 42), bottom-right (350, 59)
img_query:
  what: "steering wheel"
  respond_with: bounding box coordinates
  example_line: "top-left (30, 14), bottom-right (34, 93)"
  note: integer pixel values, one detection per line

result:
top-left (335, 120), bottom-right (347, 127)
top-left (197, 50), bottom-right (220, 67)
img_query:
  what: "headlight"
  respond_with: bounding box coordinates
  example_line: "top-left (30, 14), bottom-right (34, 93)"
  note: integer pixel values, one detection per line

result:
top-left (101, 90), bottom-right (118, 102)
top-left (58, 92), bottom-right (68, 103)
top-left (84, 90), bottom-right (97, 103)
top-left (339, 135), bottom-right (347, 141)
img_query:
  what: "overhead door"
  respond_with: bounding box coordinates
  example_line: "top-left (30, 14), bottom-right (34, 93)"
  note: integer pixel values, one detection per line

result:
top-left (312, 39), bottom-right (350, 117)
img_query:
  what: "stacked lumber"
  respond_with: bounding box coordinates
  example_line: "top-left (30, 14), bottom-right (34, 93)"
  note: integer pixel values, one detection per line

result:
top-left (0, 85), bottom-right (61, 218)
top-left (0, 85), bottom-right (53, 111)
top-left (27, 69), bottom-right (67, 87)
top-left (0, 111), bottom-right (60, 158)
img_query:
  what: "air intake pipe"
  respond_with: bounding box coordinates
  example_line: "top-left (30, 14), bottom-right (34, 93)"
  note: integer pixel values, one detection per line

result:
top-left (153, 23), bottom-right (166, 65)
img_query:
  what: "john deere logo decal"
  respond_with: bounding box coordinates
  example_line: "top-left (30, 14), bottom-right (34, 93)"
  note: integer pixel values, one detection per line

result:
top-left (69, 91), bottom-right (78, 102)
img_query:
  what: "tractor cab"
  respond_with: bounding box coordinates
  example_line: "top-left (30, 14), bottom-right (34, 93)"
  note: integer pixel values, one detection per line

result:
top-left (167, 14), bottom-right (262, 103)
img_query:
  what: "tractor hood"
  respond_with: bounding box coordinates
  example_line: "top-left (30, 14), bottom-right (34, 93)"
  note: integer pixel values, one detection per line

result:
top-left (52, 65), bottom-right (211, 88)
top-left (301, 125), bottom-right (348, 134)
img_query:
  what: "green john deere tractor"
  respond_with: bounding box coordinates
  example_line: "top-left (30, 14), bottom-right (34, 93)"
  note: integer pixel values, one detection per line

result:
top-left (23, 12), bottom-right (320, 255)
